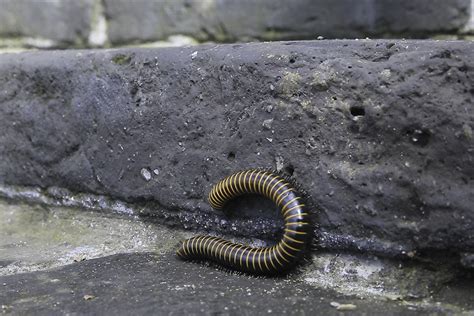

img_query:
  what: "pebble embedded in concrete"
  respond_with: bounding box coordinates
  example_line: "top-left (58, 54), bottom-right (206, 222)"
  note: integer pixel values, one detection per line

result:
top-left (140, 168), bottom-right (152, 181)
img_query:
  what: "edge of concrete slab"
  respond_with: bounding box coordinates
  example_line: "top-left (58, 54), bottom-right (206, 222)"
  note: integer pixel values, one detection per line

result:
top-left (0, 40), bottom-right (473, 267)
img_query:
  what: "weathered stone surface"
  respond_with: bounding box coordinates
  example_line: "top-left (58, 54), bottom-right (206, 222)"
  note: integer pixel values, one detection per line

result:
top-left (4, 197), bottom-right (472, 310)
top-left (0, 40), bottom-right (473, 262)
top-left (0, 0), bottom-right (94, 45)
top-left (1, 252), bottom-right (472, 315)
top-left (104, 0), bottom-right (472, 44)
top-left (0, 198), bottom-right (185, 276)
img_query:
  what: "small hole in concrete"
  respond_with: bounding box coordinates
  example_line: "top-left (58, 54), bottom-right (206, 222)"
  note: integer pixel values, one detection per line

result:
top-left (406, 127), bottom-right (431, 147)
top-left (350, 106), bottom-right (365, 116)
top-left (289, 58), bottom-right (296, 64)
top-left (227, 152), bottom-right (235, 161)
top-left (284, 165), bottom-right (295, 176)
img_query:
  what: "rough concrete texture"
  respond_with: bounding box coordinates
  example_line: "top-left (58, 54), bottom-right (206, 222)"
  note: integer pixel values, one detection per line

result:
top-left (104, 0), bottom-right (471, 43)
top-left (0, 40), bottom-right (473, 266)
top-left (0, 199), bottom-right (188, 276)
top-left (0, 0), bottom-right (94, 45)
top-left (1, 199), bottom-right (473, 315)
top-left (2, 252), bottom-right (473, 315)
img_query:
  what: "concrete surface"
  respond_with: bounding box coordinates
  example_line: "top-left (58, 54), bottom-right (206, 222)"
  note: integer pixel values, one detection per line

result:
top-left (0, 40), bottom-right (473, 267)
top-left (1, 253), bottom-right (472, 316)
top-left (0, 199), bottom-right (188, 276)
top-left (0, 199), bottom-right (473, 315)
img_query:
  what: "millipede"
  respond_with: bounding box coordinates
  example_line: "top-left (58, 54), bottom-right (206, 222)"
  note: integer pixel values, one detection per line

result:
top-left (176, 169), bottom-right (311, 275)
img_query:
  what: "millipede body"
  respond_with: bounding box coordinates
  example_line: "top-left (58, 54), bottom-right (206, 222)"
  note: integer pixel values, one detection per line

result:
top-left (176, 169), bottom-right (310, 274)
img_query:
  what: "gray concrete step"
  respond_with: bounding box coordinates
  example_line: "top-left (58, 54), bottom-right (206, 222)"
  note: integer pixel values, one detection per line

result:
top-left (1, 40), bottom-right (473, 267)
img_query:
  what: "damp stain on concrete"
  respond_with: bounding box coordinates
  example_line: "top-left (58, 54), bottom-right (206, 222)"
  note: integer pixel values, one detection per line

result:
top-left (0, 199), bottom-right (190, 276)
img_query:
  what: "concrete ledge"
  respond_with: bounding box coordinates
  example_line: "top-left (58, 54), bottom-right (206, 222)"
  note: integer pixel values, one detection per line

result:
top-left (0, 40), bottom-right (473, 263)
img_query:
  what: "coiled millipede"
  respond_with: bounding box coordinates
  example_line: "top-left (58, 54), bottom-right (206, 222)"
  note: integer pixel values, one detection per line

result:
top-left (176, 169), bottom-right (310, 274)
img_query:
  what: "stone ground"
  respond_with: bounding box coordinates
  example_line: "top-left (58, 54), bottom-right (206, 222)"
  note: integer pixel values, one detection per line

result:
top-left (1, 198), bottom-right (473, 315)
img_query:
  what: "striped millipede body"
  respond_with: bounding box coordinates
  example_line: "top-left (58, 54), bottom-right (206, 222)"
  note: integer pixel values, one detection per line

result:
top-left (176, 169), bottom-right (310, 274)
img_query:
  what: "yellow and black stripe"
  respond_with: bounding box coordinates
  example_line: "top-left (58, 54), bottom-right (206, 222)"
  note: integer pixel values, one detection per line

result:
top-left (176, 169), bottom-right (310, 274)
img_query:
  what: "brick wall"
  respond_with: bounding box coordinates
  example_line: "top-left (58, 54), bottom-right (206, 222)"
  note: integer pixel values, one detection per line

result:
top-left (0, 0), bottom-right (472, 49)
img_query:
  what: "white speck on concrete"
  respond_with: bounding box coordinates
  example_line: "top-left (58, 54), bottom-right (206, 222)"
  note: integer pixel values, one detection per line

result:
top-left (141, 168), bottom-right (152, 181)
